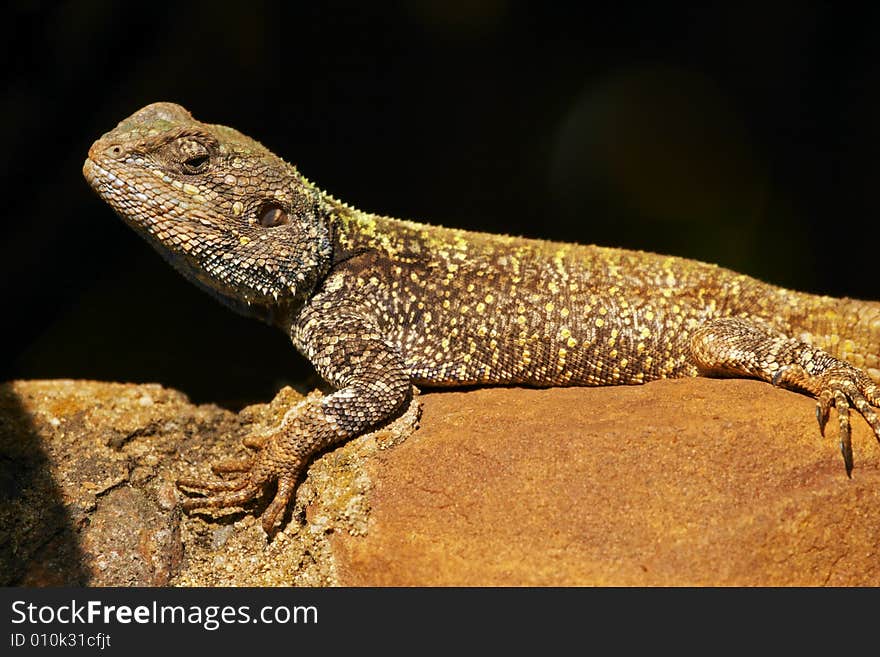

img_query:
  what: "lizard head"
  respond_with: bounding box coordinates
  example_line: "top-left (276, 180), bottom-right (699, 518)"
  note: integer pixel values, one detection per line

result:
top-left (83, 102), bottom-right (333, 324)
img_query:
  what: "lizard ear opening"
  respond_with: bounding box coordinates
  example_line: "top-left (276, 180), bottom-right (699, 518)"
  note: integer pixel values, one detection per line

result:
top-left (258, 202), bottom-right (289, 227)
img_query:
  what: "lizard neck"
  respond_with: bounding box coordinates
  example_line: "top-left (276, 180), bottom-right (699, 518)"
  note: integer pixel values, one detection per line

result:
top-left (319, 190), bottom-right (505, 270)
top-left (322, 195), bottom-right (445, 265)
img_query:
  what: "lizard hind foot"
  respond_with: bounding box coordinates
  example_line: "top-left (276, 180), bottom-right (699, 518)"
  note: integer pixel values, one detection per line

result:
top-left (774, 364), bottom-right (880, 476)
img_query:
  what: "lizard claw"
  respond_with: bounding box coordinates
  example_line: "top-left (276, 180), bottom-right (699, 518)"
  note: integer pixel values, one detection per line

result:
top-left (816, 389), bottom-right (832, 437)
top-left (809, 370), bottom-right (880, 476)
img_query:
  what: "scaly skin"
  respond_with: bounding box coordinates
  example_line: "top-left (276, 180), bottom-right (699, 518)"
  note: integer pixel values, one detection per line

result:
top-left (83, 102), bottom-right (880, 533)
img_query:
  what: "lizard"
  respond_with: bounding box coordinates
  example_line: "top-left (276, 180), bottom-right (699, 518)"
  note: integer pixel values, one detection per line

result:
top-left (83, 102), bottom-right (880, 534)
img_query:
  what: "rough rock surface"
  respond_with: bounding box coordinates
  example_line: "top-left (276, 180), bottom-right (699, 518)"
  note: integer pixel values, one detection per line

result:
top-left (0, 380), bottom-right (417, 586)
top-left (2, 378), bottom-right (879, 586)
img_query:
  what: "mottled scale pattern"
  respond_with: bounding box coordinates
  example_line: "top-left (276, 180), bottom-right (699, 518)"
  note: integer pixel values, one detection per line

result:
top-left (83, 103), bottom-right (880, 533)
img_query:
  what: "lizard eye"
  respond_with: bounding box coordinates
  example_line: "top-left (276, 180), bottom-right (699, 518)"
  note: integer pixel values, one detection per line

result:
top-left (183, 153), bottom-right (209, 173)
top-left (258, 202), bottom-right (289, 227)
top-left (178, 139), bottom-right (210, 173)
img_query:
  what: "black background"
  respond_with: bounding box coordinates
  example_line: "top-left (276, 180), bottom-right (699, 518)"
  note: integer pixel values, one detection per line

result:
top-left (4, 2), bottom-right (879, 408)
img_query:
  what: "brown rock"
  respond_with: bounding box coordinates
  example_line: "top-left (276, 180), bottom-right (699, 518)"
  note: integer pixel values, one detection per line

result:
top-left (0, 380), bottom-right (417, 586)
top-left (331, 380), bottom-right (880, 586)
top-left (2, 378), bottom-right (878, 586)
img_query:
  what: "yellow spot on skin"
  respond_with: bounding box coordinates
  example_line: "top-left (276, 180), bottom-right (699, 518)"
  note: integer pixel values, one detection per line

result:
top-left (567, 337), bottom-right (578, 348)
top-left (517, 315), bottom-right (527, 325)
top-left (239, 236), bottom-right (250, 245)
top-left (232, 201), bottom-right (243, 216)
top-left (485, 294), bottom-right (494, 304)
top-left (560, 328), bottom-right (571, 339)
top-left (595, 318), bottom-right (604, 328)
top-left (645, 311), bottom-right (655, 321)
top-left (561, 308), bottom-right (570, 318)
top-left (476, 302), bottom-right (486, 314)
top-left (620, 358), bottom-right (628, 368)
top-left (442, 299), bottom-right (450, 309)
top-left (545, 302), bottom-right (555, 313)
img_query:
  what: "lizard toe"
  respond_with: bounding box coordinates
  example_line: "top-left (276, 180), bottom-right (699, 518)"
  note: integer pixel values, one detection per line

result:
top-left (177, 478), bottom-right (263, 512)
top-left (210, 457), bottom-right (254, 474)
top-left (831, 388), bottom-right (853, 476)
top-left (260, 476), bottom-right (297, 534)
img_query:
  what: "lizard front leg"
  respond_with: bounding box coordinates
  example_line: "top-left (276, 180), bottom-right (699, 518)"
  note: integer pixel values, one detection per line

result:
top-left (178, 306), bottom-right (411, 534)
top-left (689, 316), bottom-right (880, 474)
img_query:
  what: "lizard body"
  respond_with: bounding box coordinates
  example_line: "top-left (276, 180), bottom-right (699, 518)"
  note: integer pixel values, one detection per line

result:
top-left (84, 102), bottom-right (880, 532)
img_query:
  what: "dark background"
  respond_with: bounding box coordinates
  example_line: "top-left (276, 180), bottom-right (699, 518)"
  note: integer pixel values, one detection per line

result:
top-left (3, 2), bottom-right (879, 408)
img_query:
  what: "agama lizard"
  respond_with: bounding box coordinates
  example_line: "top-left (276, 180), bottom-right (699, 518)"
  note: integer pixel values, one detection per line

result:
top-left (83, 102), bottom-right (880, 533)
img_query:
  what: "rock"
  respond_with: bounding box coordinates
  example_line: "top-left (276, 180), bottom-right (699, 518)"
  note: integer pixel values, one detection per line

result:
top-left (332, 381), bottom-right (880, 586)
top-left (0, 380), bottom-right (418, 586)
top-left (2, 378), bottom-right (879, 586)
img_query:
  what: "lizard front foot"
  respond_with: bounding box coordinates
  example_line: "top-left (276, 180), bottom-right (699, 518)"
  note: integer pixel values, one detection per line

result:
top-left (177, 429), bottom-right (309, 534)
top-left (772, 364), bottom-right (880, 474)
